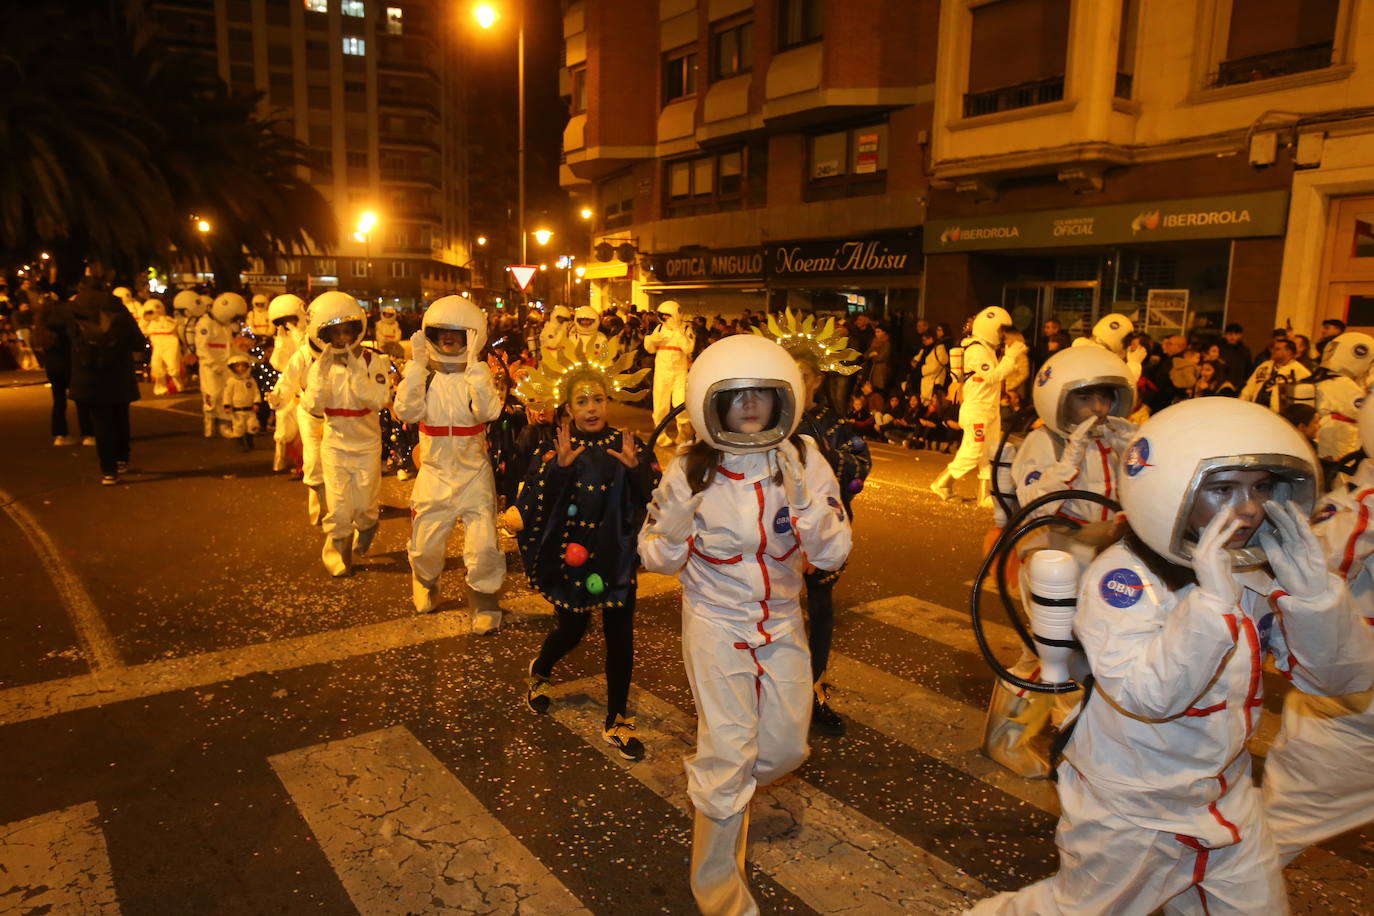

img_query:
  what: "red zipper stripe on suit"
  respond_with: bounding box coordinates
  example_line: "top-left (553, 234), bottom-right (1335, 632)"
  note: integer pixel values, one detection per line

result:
top-left (1339, 489), bottom-right (1373, 578)
top-left (753, 481), bottom-right (773, 644)
top-left (1096, 441), bottom-right (1113, 521)
top-left (1175, 835), bottom-right (1213, 915)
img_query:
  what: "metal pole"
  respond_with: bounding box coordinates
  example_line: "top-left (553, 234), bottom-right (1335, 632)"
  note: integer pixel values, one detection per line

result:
top-left (517, 1), bottom-right (527, 320)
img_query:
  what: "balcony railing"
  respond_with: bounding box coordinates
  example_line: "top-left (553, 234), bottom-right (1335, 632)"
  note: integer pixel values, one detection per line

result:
top-left (963, 75), bottom-right (1065, 118)
top-left (1210, 41), bottom-right (1333, 88)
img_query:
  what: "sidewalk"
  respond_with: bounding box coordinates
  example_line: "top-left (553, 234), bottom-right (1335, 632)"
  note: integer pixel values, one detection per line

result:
top-left (0, 369), bottom-right (48, 389)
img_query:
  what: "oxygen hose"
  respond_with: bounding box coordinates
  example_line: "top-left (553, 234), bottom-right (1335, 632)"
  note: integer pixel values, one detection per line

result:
top-left (970, 489), bottom-right (1121, 695)
top-left (648, 403), bottom-right (686, 452)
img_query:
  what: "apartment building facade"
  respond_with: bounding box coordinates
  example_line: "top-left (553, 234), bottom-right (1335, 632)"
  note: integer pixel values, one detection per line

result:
top-left (559, 0), bottom-right (940, 322)
top-left (146, 0), bottom-right (482, 307)
top-left (923, 0), bottom-right (1374, 347)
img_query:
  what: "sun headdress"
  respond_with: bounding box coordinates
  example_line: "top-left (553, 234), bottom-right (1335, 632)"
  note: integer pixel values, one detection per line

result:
top-left (752, 307), bottom-right (862, 375)
top-left (515, 338), bottom-right (650, 410)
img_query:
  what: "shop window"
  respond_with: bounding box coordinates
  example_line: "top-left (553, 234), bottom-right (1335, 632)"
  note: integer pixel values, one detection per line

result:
top-left (1212, 0), bottom-right (1340, 87)
top-left (342, 0), bottom-right (365, 17)
top-left (1115, 0), bottom-right (1138, 98)
top-left (305, 0), bottom-right (328, 12)
top-left (386, 6), bottom-right (403, 34)
top-left (806, 123), bottom-right (886, 201)
top-left (663, 47), bottom-right (697, 105)
top-left (779, 0), bottom-right (822, 50)
top-left (965, 0), bottom-right (1070, 117)
top-left (342, 36), bottom-right (366, 56)
top-left (711, 17), bottom-right (752, 81)
top-left (569, 65), bottom-right (588, 115)
top-left (600, 172), bottom-right (635, 230)
top-left (664, 149), bottom-right (745, 217)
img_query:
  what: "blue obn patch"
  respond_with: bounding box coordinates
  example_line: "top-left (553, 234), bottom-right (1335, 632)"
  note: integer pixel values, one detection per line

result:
top-left (773, 505), bottom-right (791, 535)
top-left (1100, 568), bottom-right (1145, 608)
top-left (826, 495), bottom-right (845, 521)
top-left (1025, 470), bottom-right (1042, 485)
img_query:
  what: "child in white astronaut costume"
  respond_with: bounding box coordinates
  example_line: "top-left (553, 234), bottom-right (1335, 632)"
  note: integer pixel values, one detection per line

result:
top-left (248, 293), bottom-right (272, 339)
top-left (195, 292), bottom-right (246, 438)
top-left (141, 299), bottom-right (181, 395)
top-left (639, 335), bottom-right (853, 916)
top-left (221, 352), bottom-right (262, 450)
top-left (569, 305), bottom-right (609, 360)
top-left (538, 305), bottom-right (573, 360)
top-left (1263, 390), bottom-right (1374, 864)
top-left (374, 305), bottom-right (404, 358)
top-left (300, 292), bottom-right (393, 577)
top-left (392, 296), bottom-right (506, 631)
top-left (266, 294), bottom-right (308, 474)
top-left (967, 398), bottom-right (1374, 916)
top-left (644, 299), bottom-right (695, 447)
top-left (983, 346), bottom-right (1137, 779)
top-left (1072, 312), bottom-right (1145, 384)
top-left (1302, 331), bottom-right (1373, 463)
top-left (932, 306), bottom-right (1028, 507)
top-left (273, 309), bottom-right (329, 524)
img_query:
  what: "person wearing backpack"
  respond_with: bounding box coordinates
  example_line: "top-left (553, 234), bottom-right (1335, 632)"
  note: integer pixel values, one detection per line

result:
top-left (68, 285), bottom-right (146, 485)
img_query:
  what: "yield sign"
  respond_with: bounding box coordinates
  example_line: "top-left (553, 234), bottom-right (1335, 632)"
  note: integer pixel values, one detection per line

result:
top-left (509, 265), bottom-right (538, 291)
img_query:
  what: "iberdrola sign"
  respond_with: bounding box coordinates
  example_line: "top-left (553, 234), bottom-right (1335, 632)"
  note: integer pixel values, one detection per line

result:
top-left (925, 190), bottom-right (1289, 253)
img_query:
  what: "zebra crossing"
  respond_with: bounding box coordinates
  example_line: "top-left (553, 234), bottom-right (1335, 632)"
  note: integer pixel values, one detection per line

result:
top-left (1, 589), bottom-right (1368, 915)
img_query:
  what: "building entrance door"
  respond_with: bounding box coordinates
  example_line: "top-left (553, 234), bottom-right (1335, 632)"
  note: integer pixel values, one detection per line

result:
top-left (1002, 280), bottom-right (1100, 344)
top-left (1319, 195), bottom-right (1374, 333)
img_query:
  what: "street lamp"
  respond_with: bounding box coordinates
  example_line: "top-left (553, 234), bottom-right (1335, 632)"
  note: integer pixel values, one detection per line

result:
top-left (474, 3), bottom-right (498, 29)
top-left (197, 219), bottom-right (211, 233)
top-left (355, 210), bottom-right (379, 284)
top-left (476, 235), bottom-right (488, 247)
top-left (533, 227), bottom-right (553, 246)
top-left (473, 2), bottom-right (527, 267)
top-left (579, 207), bottom-right (593, 221)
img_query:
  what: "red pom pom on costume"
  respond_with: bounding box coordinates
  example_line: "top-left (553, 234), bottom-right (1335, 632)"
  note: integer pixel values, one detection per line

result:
top-left (564, 543), bottom-right (589, 567)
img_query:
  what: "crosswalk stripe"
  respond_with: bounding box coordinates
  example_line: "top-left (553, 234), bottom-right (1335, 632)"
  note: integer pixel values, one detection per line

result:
top-left (0, 801), bottom-right (119, 914)
top-left (269, 725), bottom-right (591, 916)
top-left (548, 677), bottom-right (989, 914)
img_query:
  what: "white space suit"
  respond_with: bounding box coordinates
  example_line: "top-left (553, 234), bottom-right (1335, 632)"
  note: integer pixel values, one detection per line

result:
top-left (969, 398), bottom-right (1374, 916)
top-left (266, 295), bottom-right (308, 473)
top-left (638, 335), bottom-right (852, 916)
top-left (248, 294), bottom-right (272, 339)
top-left (570, 305), bottom-right (609, 360)
top-left (932, 307), bottom-right (1026, 506)
top-left (538, 305), bottom-right (572, 361)
top-left (113, 286), bottom-right (140, 319)
top-left (196, 293), bottom-right (246, 437)
top-left (644, 300), bottom-right (694, 447)
top-left (1073, 314), bottom-right (1145, 385)
top-left (1241, 356), bottom-right (1311, 410)
top-left (1306, 332), bottom-right (1373, 461)
top-left (142, 300), bottom-right (181, 395)
top-left (1264, 392), bottom-right (1374, 863)
top-left (393, 296), bottom-right (506, 629)
top-left (274, 340), bottom-right (328, 524)
top-left (221, 355), bottom-right (262, 439)
top-left (374, 307), bottom-right (403, 355)
top-left (300, 292), bottom-right (393, 577)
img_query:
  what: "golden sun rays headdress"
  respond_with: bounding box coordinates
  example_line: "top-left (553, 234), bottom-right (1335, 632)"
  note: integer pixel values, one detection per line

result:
top-left (752, 308), bottom-right (862, 375)
top-left (515, 338), bottom-right (650, 410)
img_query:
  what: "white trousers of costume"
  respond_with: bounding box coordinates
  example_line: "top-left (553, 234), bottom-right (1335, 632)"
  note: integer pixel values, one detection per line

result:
top-left (652, 366), bottom-right (691, 444)
top-left (682, 613), bottom-right (812, 821)
top-left (966, 764), bottom-right (1286, 916)
top-left (407, 461), bottom-right (505, 594)
top-left (320, 447), bottom-right (380, 540)
top-left (149, 338), bottom-right (181, 394)
top-left (201, 365), bottom-right (226, 426)
top-left (945, 405), bottom-right (1000, 481)
top-left (1262, 690), bottom-right (1374, 863)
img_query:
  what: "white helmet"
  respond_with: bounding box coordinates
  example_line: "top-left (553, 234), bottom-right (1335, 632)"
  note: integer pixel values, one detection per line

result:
top-left (251, 293), bottom-right (269, 310)
top-left (970, 306), bottom-right (1013, 347)
top-left (194, 293), bottom-right (213, 317)
top-left (685, 335), bottom-right (802, 455)
top-left (112, 286), bottom-right (134, 303)
top-left (1319, 331), bottom-right (1374, 380)
top-left (1359, 385), bottom-right (1374, 455)
top-left (142, 299), bottom-right (166, 319)
top-left (380, 305), bottom-right (398, 319)
top-left (550, 304), bottom-right (573, 323)
top-left (308, 291), bottom-right (367, 350)
top-left (574, 305), bottom-right (599, 333)
top-left (422, 295), bottom-right (488, 366)
top-left (267, 294), bottom-right (307, 328)
top-left (226, 350), bottom-right (254, 370)
top-left (172, 289), bottom-right (198, 314)
top-left (1031, 346), bottom-right (1135, 437)
top-left (211, 292), bottom-right (247, 324)
top-left (1119, 398), bottom-right (1319, 569)
top-left (1091, 313), bottom-right (1134, 353)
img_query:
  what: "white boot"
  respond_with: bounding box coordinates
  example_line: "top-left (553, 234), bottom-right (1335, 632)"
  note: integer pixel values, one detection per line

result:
top-left (690, 807), bottom-right (757, 916)
top-left (272, 439), bottom-right (287, 472)
top-left (978, 478), bottom-right (994, 509)
top-left (307, 484), bottom-right (327, 527)
top-left (353, 523), bottom-right (379, 557)
top-left (930, 468), bottom-right (955, 501)
top-left (468, 586), bottom-right (503, 635)
top-left (411, 574), bottom-right (438, 613)
top-left (203, 414), bottom-right (215, 438)
top-left (322, 537), bottom-right (351, 577)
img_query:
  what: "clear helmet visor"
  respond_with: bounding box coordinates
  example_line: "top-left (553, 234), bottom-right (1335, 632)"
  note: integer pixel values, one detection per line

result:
top-left (1057, 378), bottom-right (1135, 436)
top-left (1172, 456), bottom-right (1318, 568)
top-left (704, 380), bottom-right (796, 452)
top-left (320, 319), bottom-right (363, 349)
top-left (425, 325), bottom-right (469, 361)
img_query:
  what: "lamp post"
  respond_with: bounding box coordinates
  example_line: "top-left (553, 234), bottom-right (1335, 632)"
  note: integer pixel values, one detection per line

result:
top-left (354, 210), bottom-right (378, 298)
top-left (474, 3), bottom-right (526, 267)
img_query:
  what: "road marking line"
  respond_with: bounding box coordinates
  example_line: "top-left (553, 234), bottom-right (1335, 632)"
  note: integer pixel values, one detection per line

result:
top-left (0, 801), bottom-right (120, 914)
top-left (549, 678), bottom-right (988, 914)
top-left (270, 725), bottom-right (590, 916)
top-left (0, 486), bottom-right (120, 671)
top-left (0, 574), bottom-right (678, 728)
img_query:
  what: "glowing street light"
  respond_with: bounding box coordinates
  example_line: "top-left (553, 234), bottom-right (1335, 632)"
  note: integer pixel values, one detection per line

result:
top-left (473, 3), bottom-right (498, 29)
top-left (579, 207), bottom-right (593, 220)
top-left (39, 252), bottom-right (50, 261)
top-left (197, 219), bottom-right (211, 233)
top-left (533, 227), bottom-right (553, 246)
top-left (476, 235), bottom-right (488, 246)
top-left (357, 210), bottom-right (378, 235)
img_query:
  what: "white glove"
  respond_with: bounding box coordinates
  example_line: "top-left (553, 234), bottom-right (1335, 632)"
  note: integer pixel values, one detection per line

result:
top-left (1004, 339), bottom-right (1028, 360)
top-left (1053, 416), bottom-right (1098, 481)
top-left (1125, 345), bottom-right (1147, 366)
top-left (775, 438), bottom-right (812, 508)
top-left (1100, 416), bottom-right (1136, 452)
top-left (646, 487), bottom-right (703, 543)
top-left (409, 330), bottom-right (427, 365)
top-left (1259, 501), bottom-right (1332, 602)
top-left (1193, 506), bottom-right (1242, 608)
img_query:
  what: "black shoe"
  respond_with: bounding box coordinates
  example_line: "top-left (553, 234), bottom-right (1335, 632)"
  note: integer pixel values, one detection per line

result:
top-left (100, 474), bottom-right (119, 486)
top-left (525, 659), bottom-right (551, 715)
top-left (115, 460), bottom-right (128, 474)
top-left (811, 684), bottom-right (846, 736)
top-left (603, 714), bottom-right (645, 761)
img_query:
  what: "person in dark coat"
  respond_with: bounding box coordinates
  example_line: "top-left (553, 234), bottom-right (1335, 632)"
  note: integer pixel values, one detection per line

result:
top-left (36, 291), bottom-right (94, 446)
top-left (68, 286), bottom-right (146, 484)
top-left (1216, 322), bottom-right (1252, 390)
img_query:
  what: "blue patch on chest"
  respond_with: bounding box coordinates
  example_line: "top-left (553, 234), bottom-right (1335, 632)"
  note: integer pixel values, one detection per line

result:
top-left (773, 505), bottom-right (792, 535)
top-left (1100, 568), bottom-right (1145, 608)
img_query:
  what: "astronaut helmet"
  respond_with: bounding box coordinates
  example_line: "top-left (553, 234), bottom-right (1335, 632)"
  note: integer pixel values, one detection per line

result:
top-left (194, 293), bottom-right (213, 317)
top-left (574, 305), bottom-right (599, 335)
top-left (142, 299), bottom-right (166, 320)
top-left (1359, 385), bottom-right (1374, 455)
top-left (380, 305), bottom-right (398, 320)
top-left (970, 306), bottom-right (1013, 347)
top-left (1118, 398), bottom-right (1319, 569)
top-left (1031, 346), bottom-right (1135, 437)
top-left (1319, 331), bottom-right (1374, 381)
top-left (111, 286), bottom-right (134, 305)
top-left (268, 294), bottom-right (307, 329)
top-left (250, 293), bottom-right (269, 311)
top-left (656, 299), bottom-right (682, 330)
top-left (686, 335), bottom-right (802, 455)
top-left (171, 289), bottom-right (198, 315)
top-left (210, 292), bottom-right (248, 325)
top-left (423, 295), bottom-right (487, 366)
top-left (549, 304), bottom-right (573, 326)
top-left (1091, 313), bottom-right (1135, 354)
top-left (309, 290), bottom-right (367, 351)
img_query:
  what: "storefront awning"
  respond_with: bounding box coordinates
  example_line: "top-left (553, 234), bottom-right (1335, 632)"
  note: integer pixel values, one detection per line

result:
top-left (580, 261), bottom-right (629, 279)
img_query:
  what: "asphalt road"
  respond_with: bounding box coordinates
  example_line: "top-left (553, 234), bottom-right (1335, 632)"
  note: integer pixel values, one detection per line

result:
top-left (0, 371), bottom-right (1369, 915)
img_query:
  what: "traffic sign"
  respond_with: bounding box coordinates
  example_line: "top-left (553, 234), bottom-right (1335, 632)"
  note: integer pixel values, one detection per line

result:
top-left (509, 265), bottom-right (538, 291)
